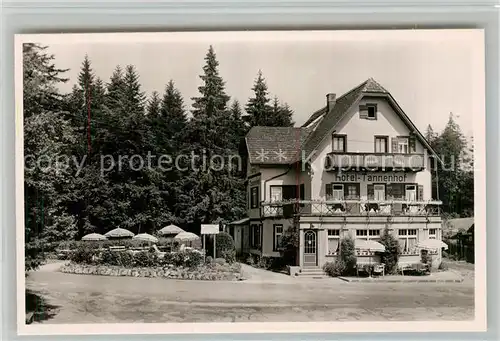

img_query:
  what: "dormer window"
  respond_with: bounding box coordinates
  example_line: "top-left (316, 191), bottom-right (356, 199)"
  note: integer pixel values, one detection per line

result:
top-left (367, 105), bottom-right (376, 119)
top-left (359, 103), bottom-right (377, 120)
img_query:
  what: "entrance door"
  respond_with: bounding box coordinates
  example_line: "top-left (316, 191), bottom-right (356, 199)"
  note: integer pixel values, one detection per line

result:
top-left (303, 230), bottom-right (317, 267)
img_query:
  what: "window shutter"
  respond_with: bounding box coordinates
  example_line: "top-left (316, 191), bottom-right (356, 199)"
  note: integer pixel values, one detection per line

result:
top-left (326, 183), bottom-right (333, 198)
top-left (300, 184), bottom-right (305, 200)
top-left (391, 137), bottom-right (398, 153)
top-left (409, 135), bottom-right (416, 153)
top-left (417, 185), bottom-right (424, 201)
top-left (367, 184), bottom-right (374, 199)
top-left (359, 105), bottom-right (368, 119)
top-left (386, 184), bottom-right (393, 199)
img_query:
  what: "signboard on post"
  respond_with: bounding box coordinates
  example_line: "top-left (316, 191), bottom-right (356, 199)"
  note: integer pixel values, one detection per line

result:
top-left (201, 224), bottom-right (220, 260)
top-left (201, 224), bottom-right (220, 235)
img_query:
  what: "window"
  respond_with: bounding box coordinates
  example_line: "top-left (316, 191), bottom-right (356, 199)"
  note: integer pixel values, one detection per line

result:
top-left (360, 104), bottom-right (378, 120)
top-left (346, 184), bottom-right (359, 199)
top-left (250, 186), bottom-right (259, 209)
top-left (373, 184), bottom-right (386, 201)
top-left (405, 184), bottom-right (417, 201)
top-left (250, 224), bottom-right (261, 249)
top-left (332, 184), bottom-right (344, 200)
top-left (367, 105), bottom-right (377, 119)
top-left (327, 229), bottom-right (340, 255)
top-left (270, 186), bottom-right (282, 203)
top-left (398, 137), bottom-right (409, 154)
top-left (429, 228), bottom-right (437, 239)
top-left (356, 229), bottom-right (380, 240)
top-left (398, 229), bottom-right (418, 254)
top-left (273, 224), bottom-right (283, 251)
top-left (332, 135), bottom-right (346, 152)
top-left (374, 136), bottom-right (388, 153)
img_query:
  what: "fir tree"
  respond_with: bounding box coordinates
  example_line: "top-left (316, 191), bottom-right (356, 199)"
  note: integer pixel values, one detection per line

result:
top-left (245, 70), bottom-right (272, 127)
top-left (23, 44), bottom-right (77, 271)
top-left (147, 91), bottom-right (161, 117)
top-left (191, 45), bottom-right (230, 119)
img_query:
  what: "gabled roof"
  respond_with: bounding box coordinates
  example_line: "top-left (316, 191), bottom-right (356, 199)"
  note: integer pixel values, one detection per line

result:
top-left (245, 126), bottom-right (312, 165)
top-left (245, 78), bottom-right (441, 165)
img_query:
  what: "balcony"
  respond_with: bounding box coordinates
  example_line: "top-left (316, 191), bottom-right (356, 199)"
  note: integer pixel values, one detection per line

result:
top-left (324, 152), bottom-right (425, 171)
top-left (260, 199), bottom-right (442, 218)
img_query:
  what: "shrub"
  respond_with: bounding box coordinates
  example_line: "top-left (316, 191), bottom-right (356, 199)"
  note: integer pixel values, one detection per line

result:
top-left (280, 223), bottom-right (299, 266)
top-left (133, 251), bottom-right (158, 267)
top-left (119, 251), bottom-right (134, 267)
top-left (207, 232), bottom-right (236, 263)
top-left (205, 256), bottom-right (213, 264)
top-left (323, 260), bottom-right (346, 277)
top-left (378, 227), bottom-right (401, 274)
top-left (101, 249), bottom-right (120, 265)
top-left (70, 246), bottom-right (96, 264)
top-left (184, 250), bottom-right (204, 268)
top-left (421, 250), bottom-right (432, 265)
top-left (220, 249), bottom-right (236, 264)
top-left (339, 236), bottom-right (357, 275)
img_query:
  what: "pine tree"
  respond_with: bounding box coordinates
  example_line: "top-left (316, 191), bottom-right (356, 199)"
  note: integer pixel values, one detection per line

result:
top-left (228, 100), bottom-right (247, 151)
top-left (147, 91), bottom-right (161, 117)
top-left (244, 71), bottom-right (295, 128)
top-left (191, 45), bottom-right (230, 119)
top-left (270, 97), bottom-right (295, 127)
top-left (431, 113), bottom-right (473, 216)
top-left (23, 44), bottom-right (77, 271)
top-left (180, 46), bottom-right (246, 228)
top-left (245, 70), bottom-right (272, 127)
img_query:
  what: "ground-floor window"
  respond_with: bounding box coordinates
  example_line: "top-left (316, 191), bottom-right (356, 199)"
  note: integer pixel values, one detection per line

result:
top-left (429, 228), bottom-right (437, 239)
top-left (250, 224), bottom-right (262, 249)
top-left (327, 229), bottom-right (340, 255)
top-left (273, 224), bottom-right (283, 251)
top-left (355, 229), bottom-right (380, 241)
top-left (398, 228), bottom-right (418, 254)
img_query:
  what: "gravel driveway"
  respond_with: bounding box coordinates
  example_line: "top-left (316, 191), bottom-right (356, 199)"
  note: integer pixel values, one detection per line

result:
top-left (25, 261), bottom-right (475, 323)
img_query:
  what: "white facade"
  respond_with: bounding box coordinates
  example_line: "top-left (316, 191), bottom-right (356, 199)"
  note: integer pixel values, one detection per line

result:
top-left (239, 83), bottom-right (443, 272)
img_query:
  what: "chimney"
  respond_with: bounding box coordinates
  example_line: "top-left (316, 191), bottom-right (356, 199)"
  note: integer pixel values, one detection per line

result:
top-left (326, 93), bottom-right (336, 112)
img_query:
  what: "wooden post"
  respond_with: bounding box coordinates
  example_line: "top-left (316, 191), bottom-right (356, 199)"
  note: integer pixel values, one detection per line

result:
top-left (213, 235), bottom-right (217, 259)
top-left (203, 234), bottom-right (206, 261)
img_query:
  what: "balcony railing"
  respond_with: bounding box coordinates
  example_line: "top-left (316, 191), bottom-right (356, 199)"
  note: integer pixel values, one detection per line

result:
top-left (324, 152), bottom-right (425, 171)
top-left (260, 199), bottom-right (442, 218)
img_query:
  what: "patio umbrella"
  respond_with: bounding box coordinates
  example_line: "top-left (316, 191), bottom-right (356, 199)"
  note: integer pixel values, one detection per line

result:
top-left (104, 227), bottom-right (134, 239)
top-left (81, 233), bottom-right (107, 241)
top-left (354, 239), bottom-right (386, 252)
top-left (354, 240), bottom-right (385, 277)
top-left (416, 239), bottom-right (448, 250)
top-left (174, 231), bottom-right (200, 247)
top-left (133, 233), bottom-right (158, 243)
top-left (158, 224), bottom-right (185, 236)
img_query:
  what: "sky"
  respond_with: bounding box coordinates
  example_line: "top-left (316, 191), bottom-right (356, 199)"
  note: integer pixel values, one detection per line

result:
top-left (36, 30), bottom-right (483, 137)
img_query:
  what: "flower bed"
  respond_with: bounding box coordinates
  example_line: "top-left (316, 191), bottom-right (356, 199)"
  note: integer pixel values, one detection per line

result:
top-left (60, 262), bottom-right (243, 281)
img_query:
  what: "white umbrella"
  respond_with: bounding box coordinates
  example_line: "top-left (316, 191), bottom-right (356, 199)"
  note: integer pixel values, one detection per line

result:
top-left (174, 231), bottom-right (200, 241)
top-left (354, 239), bottom-right (386, 252)
top-left (159, 224), bottom-right (185, 235)
top-left (354, 240), bottom-right (385, 277)
top-left (133, 233), bottom-right (158, 243)
top-left (104, 227), bottom-right (134, 238)
top-left (417, 239), bottom-right (448, 250)
top-left (81, 233), bottom-right (107, 241)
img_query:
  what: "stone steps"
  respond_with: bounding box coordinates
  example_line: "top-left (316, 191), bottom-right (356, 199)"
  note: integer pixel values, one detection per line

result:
top-left (295, 267), bottom-right (328, 278)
